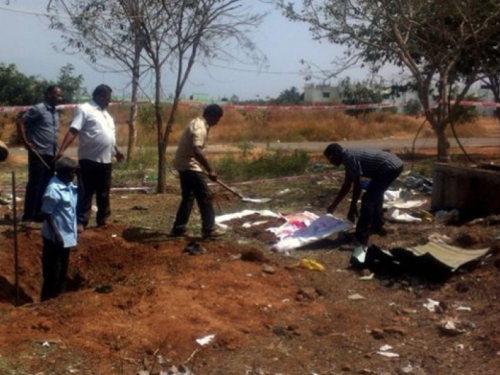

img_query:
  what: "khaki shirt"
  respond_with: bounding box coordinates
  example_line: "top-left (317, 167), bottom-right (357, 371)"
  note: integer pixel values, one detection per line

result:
top-left (173, 117), bottom-right (209, 172)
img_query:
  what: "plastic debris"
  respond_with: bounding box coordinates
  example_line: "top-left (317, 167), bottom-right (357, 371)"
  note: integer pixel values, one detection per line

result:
top-left (423, 298), bottom-right (440, 312)
top-left (196, 334), bottom-right (215, 346)
top-left (295, 258), bottom-right (325, 271)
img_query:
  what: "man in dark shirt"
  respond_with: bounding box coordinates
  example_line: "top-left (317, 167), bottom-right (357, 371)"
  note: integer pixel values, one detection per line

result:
top-left (17, 85), bottom-right (62, 222)
top-left (324, 143), bottom-right (404, 245)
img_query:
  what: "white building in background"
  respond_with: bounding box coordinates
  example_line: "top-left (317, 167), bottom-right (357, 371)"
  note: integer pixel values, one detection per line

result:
top-left (303, 82), bottom-right (497, 115)
top-left (304, 84), bottom-right (341, 104)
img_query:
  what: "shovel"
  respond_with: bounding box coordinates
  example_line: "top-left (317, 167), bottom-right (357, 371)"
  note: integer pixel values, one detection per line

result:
top-left (213, 178), bottom-right (271, 204)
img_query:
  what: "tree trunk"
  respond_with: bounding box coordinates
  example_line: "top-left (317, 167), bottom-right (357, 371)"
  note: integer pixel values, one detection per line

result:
top-left (126, 42), bottom-right (142, 162)
top-left (126, 102), bottom-right (138, 162)
top-left (157, 140), bottom-right (167, 194)
top-left (496, 107), bottom-right (500, 158)
top-left (154, 64), bottom-right (166, 193)
top-left (436, 127), bottom-right (450, 162)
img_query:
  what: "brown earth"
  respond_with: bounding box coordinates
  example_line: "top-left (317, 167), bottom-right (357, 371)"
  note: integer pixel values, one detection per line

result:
top-left (1, 150), bottom-right (500, 374)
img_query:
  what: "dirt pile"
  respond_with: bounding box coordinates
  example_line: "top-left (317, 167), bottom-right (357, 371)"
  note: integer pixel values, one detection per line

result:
top-left (0, 177), bottom-right (500, 374)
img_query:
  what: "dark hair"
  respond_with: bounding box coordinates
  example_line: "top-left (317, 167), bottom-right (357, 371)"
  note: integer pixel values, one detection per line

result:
top-left (0, 140), bottom-right (8, 162)
top-left (203, 104), bottom-right (223, 118)
top-left (45, 84), bottom-right (60, 97)
top-left (323, 143), bottom-right (344, 159)
top-left (92, 84), bottom-right (113, 98)
top-left (55, 156), bottom-right (79, 173)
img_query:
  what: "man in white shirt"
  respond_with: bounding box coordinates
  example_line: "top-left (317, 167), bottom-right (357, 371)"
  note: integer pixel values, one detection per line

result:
top-left (57, 84), bottom-right (124, 233)
top-left (170, 104), bottom-right (225, 239)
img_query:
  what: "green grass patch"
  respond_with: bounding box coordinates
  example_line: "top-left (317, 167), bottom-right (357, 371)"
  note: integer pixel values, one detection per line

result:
top-left (215, 149), bottom-right (311, 182)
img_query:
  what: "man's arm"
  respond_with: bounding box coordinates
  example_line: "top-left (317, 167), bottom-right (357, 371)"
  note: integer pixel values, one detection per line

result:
top-left (348, 178), bottom-right (362, 222)
top-left (193, 145), bottom-right (217, 181)
top-left (327, 173), bottom-right (353, 214)
top-left (55, 128), bottom-right (79, 160)
top-left (16, 115), bottom-right (33, 151)
top-left (114, 146), bottom-right (124, 162)
top-left (43, 213), bottom-right (64, 245)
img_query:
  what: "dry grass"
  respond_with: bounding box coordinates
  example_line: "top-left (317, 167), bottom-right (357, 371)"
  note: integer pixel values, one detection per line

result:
top-left (0, 104), bottom-right (496, 149)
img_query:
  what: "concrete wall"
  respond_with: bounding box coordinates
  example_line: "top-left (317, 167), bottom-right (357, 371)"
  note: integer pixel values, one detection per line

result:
top-left (432, 163), bottom-right (500, 217)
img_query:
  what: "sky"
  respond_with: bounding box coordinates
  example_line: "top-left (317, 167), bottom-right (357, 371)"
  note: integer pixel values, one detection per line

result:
top-left (0, 0), bottom-right (373, 101)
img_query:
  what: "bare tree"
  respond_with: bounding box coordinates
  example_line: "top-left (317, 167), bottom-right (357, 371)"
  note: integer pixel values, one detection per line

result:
top-left (47, 0), bottom-right (151, 162)
top-left (278, 0), bottom-right (497, 161)
top-left (136, 0), bottom-right (265, 193)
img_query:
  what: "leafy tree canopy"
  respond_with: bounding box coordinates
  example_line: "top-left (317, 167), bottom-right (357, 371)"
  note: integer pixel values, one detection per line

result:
top-left (273, 86), bottom-right (303, 105)
top-left (0, 63), bottom-right (86, 106)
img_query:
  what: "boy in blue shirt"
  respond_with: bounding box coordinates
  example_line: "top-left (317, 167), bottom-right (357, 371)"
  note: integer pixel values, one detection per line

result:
top-left (40, 157), bottom-right (79, 301)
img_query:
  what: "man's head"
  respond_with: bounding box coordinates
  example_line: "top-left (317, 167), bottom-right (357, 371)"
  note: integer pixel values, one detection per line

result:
top-left (45, 85), bottom-right (62, 107)
top-left (324, 143), bottom-right (344, 166)
top-left (92, 84), bottom-right (113, 109)
top-left (55, 156), bottom-right (79, 182)
top-left (0, 140), bottom-right (8, 162)
top-left (203, 104), bottom-right (223, 126)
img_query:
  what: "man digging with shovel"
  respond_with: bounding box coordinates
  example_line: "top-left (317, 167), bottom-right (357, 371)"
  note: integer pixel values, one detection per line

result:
top-left (170, 104), bottom-right (226, 239)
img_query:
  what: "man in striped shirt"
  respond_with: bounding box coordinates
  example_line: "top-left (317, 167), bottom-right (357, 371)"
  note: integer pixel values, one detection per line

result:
top-left (324, 143), bottom-right (404, 245)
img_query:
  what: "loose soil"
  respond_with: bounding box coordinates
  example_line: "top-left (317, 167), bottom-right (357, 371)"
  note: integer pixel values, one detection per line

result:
top-left (1, 151), bottom-right (500, 375)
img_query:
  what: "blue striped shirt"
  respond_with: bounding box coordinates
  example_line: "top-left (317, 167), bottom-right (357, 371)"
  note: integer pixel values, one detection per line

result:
top-left (342, 148), bottom-right (403, 180)
top-left (22, 101), bottom-right (59, 156)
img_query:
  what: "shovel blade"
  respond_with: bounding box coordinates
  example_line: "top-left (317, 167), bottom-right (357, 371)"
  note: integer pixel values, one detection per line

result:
top-left (242, 197), bottom-right (272, 203)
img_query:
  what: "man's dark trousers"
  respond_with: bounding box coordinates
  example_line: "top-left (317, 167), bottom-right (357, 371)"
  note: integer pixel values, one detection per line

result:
top-left (355, 166), bottom-right (403, 244)
top-left (77, 159), bottom-right (112, 227)
top-left (41, 238), bottom-right (70, 302)
top-left (172, 170), bottom-right (215, 233)
top-left (22, 151), bottom-right (54, 222)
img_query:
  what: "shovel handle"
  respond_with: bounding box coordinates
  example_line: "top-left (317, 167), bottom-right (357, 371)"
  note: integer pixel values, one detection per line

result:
top-left (32, 149), bottom-right (51, 170)
top-left (213, 178), bottom-right (245, 199)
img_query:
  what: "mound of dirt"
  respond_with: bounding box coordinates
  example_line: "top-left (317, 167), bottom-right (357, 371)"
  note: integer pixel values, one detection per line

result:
top-left (1, 175), bottom-right (500, 374)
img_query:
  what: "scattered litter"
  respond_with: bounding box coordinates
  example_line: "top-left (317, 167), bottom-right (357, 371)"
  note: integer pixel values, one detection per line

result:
top-left (376, 344), bottom-right (399, 358)
top-left (359, 273), bottom-right (375, 281)
top-left (404, 173), bottom-right (433, 194)
top-left (242, 220), bottom-right (268, 228)
top-left (434, 209), bottom-right (460, 224)
top-left (352, 242), bottom-right (490, 281)
top-left (420, 210), bottom-right (434, 222)
top-left (389, 208), bottom-right (422, 223)
top-left (42, 341), bottom-right (50, 347)
top-left (385, 199), bottom-right (427, 209)
top-left (351, 244), bottom-right (368, 264)
top-left (400, 363), bottom-right (428, 374)
top-left (269, 211), bottom-right (321, 239)
top-left (159, 364), bottom-right (194, 375)
top-left (216, 210), bottom-right (280, 229)
top-left (277, 188), bottom-right (291, 195)
top-left (423, 299), bottom-right (440, 312)
top-left (439, 317), bottom-right (475, 336)
top-left (427, 233), bottom-right (452, 244)
top-left (348, 293), bottom-right (365, 300)
top-left (294, 258), bottom-right (325, 271)
top-left (271, 214), bottom-right (351, 252)
top-left (196, 334), bottom-right (215, 346)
